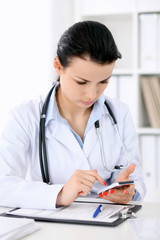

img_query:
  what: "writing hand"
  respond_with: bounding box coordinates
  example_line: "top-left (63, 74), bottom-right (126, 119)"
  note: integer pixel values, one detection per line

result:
top-left (56, 169), bottom-right (106, 206)
top-left (99, 164), bottom-right (136, 204)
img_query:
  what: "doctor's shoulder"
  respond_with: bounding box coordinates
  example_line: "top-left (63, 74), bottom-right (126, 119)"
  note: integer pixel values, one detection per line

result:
top-left (104, 97), bottom-right (136, 131)
top-left (104, 96), bottom-right (133, 123)
top-left (3, 95), bottom-right (44, 134)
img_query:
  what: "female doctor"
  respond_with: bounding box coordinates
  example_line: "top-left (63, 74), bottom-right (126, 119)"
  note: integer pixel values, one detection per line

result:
top-left (0, 21), bottom-right (146, 210)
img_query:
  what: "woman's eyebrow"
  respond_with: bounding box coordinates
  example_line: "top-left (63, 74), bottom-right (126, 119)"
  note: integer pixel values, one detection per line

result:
top-left (75, 76), bottom-right (111, 82)
top-left (75, 76), bottom-right (90, 82)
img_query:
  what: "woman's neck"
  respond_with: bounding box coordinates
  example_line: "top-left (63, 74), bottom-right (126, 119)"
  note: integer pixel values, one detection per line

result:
top-left (56, 86), bottom-right (92, 120)
top-left (56, 87), bottom-right (92, 139)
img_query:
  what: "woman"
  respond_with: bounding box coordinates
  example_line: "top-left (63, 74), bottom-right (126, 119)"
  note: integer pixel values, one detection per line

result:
top-left (0, 21), bottom-right (146, 209)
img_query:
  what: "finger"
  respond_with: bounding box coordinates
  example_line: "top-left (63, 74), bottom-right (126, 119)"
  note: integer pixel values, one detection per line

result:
top-left (89, 170), bottom-right (106, 186)
top-left (100, 183), bottom-right (136, 204)
top-left (76, 170), bottom-right (98, 186)
top-left (116, 164), bottom-right (136, 182)
top-left (112, 185), bottom-right (134, 196)
top-left (79, 175), bottom-right (95, 188)
top-left (100, 186), bottom-right (133, 203)
top-left (78, 183), bottom-right (91, 197)
top-left (124, 184), bottom-right (135, 195)
top-left (104, 190), bottom-right (132, 204)
top-left (107, 194), bottom-right (131, 204)
top-left (75, 169), bottom-right (106, 186)
top-left (99, 188), bottom-right (123, 199)
top-left (118, 184), bottom-right (135, 202)
top-left (109, 188), bottom-right (124, 197)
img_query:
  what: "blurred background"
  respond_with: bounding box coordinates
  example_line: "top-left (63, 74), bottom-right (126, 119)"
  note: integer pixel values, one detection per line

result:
top-left (0, 0), bottom-right (73, 132)
top-left (0, 0), bottom-right (160, 202)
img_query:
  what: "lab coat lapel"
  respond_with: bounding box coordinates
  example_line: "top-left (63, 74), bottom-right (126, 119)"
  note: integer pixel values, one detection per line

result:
top-left (45, 122), bottom-right (86, 160)
top-left (83, 126), bottom-right (98, 158)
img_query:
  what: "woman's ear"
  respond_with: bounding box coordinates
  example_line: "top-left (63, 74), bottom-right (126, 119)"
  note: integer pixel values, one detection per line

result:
top-left (54, 56), bottom-right (62, 75)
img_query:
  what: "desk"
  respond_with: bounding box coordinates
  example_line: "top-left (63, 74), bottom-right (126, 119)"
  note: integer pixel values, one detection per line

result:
top-left (1, 202), bottom-right (160, 240)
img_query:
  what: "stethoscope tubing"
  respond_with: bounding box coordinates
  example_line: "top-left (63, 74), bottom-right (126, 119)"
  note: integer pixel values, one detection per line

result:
top-left (39, 86), bottom-right (54, 184)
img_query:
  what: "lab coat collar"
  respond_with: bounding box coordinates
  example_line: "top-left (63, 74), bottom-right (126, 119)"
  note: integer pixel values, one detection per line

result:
top-left (45, 82), bottom-right (61, 126)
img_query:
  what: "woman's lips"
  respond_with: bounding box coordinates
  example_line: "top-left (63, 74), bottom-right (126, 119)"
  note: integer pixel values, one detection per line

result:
top-left (81, 100), bottom-right (94, 106)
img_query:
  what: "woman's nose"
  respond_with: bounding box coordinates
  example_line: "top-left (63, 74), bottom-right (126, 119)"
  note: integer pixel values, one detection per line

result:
top-left (85, 85), bottom-right (97, 100)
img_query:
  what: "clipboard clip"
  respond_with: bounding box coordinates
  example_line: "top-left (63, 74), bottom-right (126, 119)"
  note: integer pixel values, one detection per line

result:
top-left (118, 206), bottom-right (137, 219)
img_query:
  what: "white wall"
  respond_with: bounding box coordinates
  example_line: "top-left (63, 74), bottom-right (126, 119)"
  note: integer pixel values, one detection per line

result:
top-left (0, 0), bottom-right (74, 133)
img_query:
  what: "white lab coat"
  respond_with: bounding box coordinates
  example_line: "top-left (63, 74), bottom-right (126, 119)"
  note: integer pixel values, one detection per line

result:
top-left (0, 94), bottom-right (146, 209)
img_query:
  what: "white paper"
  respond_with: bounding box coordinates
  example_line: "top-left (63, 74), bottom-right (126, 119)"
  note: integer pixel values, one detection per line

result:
top-left (7, 202), bottom-right (126, 223)
top-left (0, 216), bottom-right (40, 240)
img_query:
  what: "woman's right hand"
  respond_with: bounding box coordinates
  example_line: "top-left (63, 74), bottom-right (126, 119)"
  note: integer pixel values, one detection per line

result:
top-left (56, 169), bottom-right (105, 206)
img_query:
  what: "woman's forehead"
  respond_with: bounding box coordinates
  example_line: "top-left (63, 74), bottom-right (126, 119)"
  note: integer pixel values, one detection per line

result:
top-left (64, 57), bottom-right (115, 81)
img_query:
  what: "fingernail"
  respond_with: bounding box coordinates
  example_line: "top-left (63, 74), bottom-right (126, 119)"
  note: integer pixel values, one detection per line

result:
top-left (102, 191), bottom-right (108, 196)
top-left (124, 190), bottom-right (128, 194)
top-left (99, 193), bottom-right (103, 198)
top-left (103, 181), bottom-right (107, 186)
top-left (109, 189), bottom-right (114, 194)
top-left (132, 164), bottom-right (136, 167)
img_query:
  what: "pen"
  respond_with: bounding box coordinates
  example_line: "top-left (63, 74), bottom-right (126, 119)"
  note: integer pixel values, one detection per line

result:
top-left (93, 204), bottom-right (103, 218)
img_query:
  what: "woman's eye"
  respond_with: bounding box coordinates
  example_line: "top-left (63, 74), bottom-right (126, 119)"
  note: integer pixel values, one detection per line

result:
top-left (76, 81), bottom-right (86, 85)
top-left (100, 79), bottom-right (109, 84)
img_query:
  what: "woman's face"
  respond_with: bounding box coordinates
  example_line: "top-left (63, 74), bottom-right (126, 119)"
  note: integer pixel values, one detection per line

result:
top-left (56, 57), bottom-right (115, 109)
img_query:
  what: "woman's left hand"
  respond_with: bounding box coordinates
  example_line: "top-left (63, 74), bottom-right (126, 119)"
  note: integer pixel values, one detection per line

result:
top-left (99, 164), bottom-right (136, 204)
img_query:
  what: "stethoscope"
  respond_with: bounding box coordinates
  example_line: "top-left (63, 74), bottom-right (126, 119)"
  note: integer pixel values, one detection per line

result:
top-left (39, 85), bottom-right (129, 184)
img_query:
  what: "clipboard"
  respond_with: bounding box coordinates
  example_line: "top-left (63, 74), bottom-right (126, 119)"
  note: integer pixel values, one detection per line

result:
top-left (1, 200), bottom-right (142, 227)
